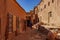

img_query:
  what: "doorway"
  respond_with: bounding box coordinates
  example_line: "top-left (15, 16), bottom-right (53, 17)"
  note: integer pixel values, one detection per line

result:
top-left (5, 13), bottom-right (13, 40)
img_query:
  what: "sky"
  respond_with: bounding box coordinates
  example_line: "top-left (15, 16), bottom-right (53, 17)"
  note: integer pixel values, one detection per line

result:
top-left (16, 0), bottom-right (41, 12)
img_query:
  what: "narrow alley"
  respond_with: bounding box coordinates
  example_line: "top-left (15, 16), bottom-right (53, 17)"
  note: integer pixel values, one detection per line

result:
top-left (0, 0), bottom-right (60, 40)
top-left (12, 27), bottom-right (47, 40)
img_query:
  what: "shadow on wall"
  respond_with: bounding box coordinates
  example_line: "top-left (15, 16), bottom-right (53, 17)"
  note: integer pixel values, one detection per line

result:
top-left (38, 25), bottom-right (56, 40)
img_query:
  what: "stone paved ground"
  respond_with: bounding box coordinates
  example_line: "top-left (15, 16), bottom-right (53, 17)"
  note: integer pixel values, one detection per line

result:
top-left (13, 28), bottom-right (47, 40)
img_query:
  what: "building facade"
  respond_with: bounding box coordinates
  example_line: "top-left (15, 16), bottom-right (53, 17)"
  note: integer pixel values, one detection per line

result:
top-left (0, 0), bottom-right (26, 40)
top-left (26, 10), bottom-right (34, 27)
top-left (26, 9), bottom-right (39, 28)
top-left (37, 0), bottom-right (60, 27)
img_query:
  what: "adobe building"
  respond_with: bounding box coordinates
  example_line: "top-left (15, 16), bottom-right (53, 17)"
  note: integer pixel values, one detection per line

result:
top-left (26, 9), bottom-right (39, 28)
top-left (37, 0), bottom-right (60, 28)
top-left (0, 0), bottom-right (26, 40)
top-left (26, 11), bottom-right (33, 27)
top-left (34, 7), bottom-right (39, 24)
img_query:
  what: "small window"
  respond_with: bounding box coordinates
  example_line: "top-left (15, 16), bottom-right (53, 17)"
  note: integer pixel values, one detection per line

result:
top-left (48, 11), bottom-right (52, 17)
top-left (44, 5), bottom-right (46, 8)
top-left (48, 2), bottom-right (50, 6)
top-left (41, 8), bottom-right (42, 11)
top-left (52, 0), bottom-right (54, 3)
